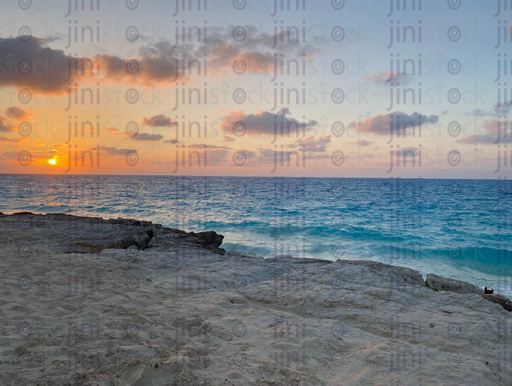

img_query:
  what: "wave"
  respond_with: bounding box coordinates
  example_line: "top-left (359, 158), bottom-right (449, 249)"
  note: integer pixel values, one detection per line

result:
top-left (371, 245), bottom-right (512, 276)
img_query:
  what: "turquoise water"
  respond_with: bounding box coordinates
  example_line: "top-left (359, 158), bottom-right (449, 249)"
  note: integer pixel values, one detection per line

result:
top-left (1, 175), bottom-right (512, 295)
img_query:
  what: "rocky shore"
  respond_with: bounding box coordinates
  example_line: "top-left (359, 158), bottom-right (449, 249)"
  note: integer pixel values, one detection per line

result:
top-left (1, 213), bottom-right (511, 385)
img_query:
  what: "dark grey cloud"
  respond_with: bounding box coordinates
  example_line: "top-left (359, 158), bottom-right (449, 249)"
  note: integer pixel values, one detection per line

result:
top-left (393, 147), bottom-right (420, 155)
top-left (0, 135), bottom-right (24, 143)
top-left (98, 146), bottom-right (137, 156)
top-left (364, 71), bottom-right (412, 86)
top-left (493, 101), bottom-right (512, 117)
top-left (221, 108), bottom-right (317, 136)
top-left (130, 133), bottom-right (164, 141)
top-left (466, 102), bottom-right (512, 118)
top-left (5, 106), bottom-right (32, 121)
top-left (0, 37), bottom-right (191, 94)
top-left (457, 119), bottom-right (512, 144)
top-left (350, 139), bottom-right (374, 147)
top-left (0, 117), bottom-right (12, 132)
top-left (465, 108), bottom-right (490, 117)
top-left (1, 149), bottom-right (57, 160)
top-left (188, 144), bottom-right (231, 149)
top-left (142, 114), bottom-right (176, 127)
top-left (0, 37), bottom-right (72, 94)
top-left (199, 25), bottom-right (323, 73)
top-left (349, 111), bottom-right (439, 136)
top-left (0, 25), bottom-right (324, 95)
top-left (287, 136), bottom-right (331, 152)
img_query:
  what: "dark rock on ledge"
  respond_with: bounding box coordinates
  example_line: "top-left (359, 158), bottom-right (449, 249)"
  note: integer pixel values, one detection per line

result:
top-left (425, 273), bottom-right (512, 312)
top-left (0, 212), bottom-right (225, 255)
top-left (480, 293), bottom-right (512, 312)
top-left (425, 273), bottom-right (481, 294)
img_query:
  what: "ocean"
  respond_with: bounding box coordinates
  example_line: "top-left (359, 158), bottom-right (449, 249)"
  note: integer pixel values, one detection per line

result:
top-left (2, 174), bottom-right (511, 296)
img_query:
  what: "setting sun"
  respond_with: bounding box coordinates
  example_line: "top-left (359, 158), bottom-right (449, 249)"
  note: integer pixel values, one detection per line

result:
top-left (48, 159), bottom-right (56, 166)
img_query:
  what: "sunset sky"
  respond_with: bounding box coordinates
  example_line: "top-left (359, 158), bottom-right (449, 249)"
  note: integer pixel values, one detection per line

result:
top-left (0, 0), bottom-right (509, 178)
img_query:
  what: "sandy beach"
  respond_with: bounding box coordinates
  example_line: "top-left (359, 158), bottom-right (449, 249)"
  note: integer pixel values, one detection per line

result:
top-left (1, 212), bottom-right (511, 385)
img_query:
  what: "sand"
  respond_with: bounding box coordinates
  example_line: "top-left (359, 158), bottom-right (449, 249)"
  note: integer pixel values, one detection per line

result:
top-left (0, 212), bottom-right (511, 385)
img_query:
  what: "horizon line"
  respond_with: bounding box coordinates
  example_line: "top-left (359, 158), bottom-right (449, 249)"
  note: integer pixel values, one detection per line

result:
top-left (0, 173), bottom-right (508, 182)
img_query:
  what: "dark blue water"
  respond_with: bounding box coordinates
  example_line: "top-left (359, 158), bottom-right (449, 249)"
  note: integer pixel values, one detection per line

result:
top-left (2, 175), bottom-right (512, 295)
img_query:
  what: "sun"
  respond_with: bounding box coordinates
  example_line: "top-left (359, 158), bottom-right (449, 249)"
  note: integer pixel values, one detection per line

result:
top-left (48, 159), bottom-right (56, 166)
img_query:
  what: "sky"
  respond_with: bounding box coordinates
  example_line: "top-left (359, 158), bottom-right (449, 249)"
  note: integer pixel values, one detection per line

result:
top-left (0, 0), bottom-right (509, 179)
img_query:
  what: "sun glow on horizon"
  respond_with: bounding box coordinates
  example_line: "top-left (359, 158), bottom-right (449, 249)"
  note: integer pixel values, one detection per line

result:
top-left (48, 159), bottom-right (56, 166)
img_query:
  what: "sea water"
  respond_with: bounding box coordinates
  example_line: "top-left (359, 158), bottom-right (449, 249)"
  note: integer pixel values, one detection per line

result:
top-left (1, 174), bottom-right (511, 296)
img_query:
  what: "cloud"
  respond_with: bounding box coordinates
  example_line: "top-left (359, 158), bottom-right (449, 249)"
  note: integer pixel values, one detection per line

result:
top-left (0, 151), bottom-right (16, 160)
top-left (393, 146), bottom-right (420, 155)
top-left (259, 147), bottom-right (325, 162)
top-left (0, 117), bottom-right (13, 132)
top-left (349, 111), bottom-right (439, 136)
top-left (466, 102), bottom-right (512, 118)
top-left (493, 101), bottom-right (512, 117)
top-left (364, 70), bottom-right (412, 85)
top-left (221, 108), bottom-right (317, 136)
top-left (97, 146), bottom-right (137, 156)
top-left (142, 114), bottom-right (176, 127)
top-left (1, 149), bottom-right (57, 160)
top-left (0, 25), bottom-right (324, 96)
top-left (350, 139), bottom-right (374, 147)
top-left (287, 136), bottom-right (331, 152)
top-left (207, 149), bottom-right (230, 165)
top-left (106, 127), bottom-right (119, 134)
top-left (0, 136), bottom-right (24, 143)
top-left (130, 133), bottom-right (164, 141)
top-left (465, 108), bottom-right (490, 117)
top-left (457, 119), bottom-right (512, 144)
top-left (5, 107), bottom-right (33, 121)
top-left (164, 139), bottom-right (179, 144)
top-left (0, 37), bottom-right (191, 94)
top-left (0, 37), bottom-right (75, 94)
top-left (51, 143), bottom-right (65, 147)
top-left (188, 144), bottom-right (231, 149)
top-left (222, 136), bottom-right (235, 142)
top-left (205, 25), bottom-right (323, 74)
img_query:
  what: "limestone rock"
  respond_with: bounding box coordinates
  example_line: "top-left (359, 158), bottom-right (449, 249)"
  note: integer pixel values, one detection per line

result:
top-left (481, 293), bottom-right (512, 312)
top-left (1, 213), bottom-right (511, 385)
top-left (425, 273), bottom-right (482, 294)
